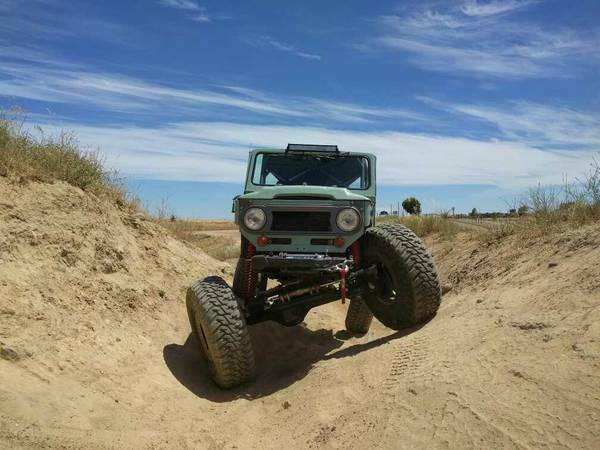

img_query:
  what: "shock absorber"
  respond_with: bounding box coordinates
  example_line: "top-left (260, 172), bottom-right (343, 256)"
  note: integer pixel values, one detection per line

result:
top-left (243, 240), bottom-right (258, 299)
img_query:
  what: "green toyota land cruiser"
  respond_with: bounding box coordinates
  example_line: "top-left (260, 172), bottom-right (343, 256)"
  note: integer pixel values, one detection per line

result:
top-left (186, 144), bottom-right (442, 388)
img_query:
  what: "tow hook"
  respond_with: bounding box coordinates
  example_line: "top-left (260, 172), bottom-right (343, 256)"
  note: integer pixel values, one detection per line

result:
top-left (339, 264), bottom-right (349, 304)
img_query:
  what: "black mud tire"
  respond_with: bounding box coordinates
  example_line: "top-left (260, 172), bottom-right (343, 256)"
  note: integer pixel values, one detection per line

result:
top-left (232, 258), bottom-right (245, 298)
top-left (361, 224), bottom-right (441, 330)
top-left (345, 295), bottom-right (374, 334)
top-left (186, 276), bottom-right (255, 389)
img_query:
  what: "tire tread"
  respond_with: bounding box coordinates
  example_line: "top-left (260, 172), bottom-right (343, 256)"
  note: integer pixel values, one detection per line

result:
top-left (186, 276), bottom-right (255, 389)
top-left (363, 224), bottom-right (441, 328)
top-left (345, 295), bottom-right (374, 333)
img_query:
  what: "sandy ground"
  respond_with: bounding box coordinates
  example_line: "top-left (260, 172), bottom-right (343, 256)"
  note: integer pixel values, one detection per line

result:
top-left (1, 178), bottom-right (599, 449)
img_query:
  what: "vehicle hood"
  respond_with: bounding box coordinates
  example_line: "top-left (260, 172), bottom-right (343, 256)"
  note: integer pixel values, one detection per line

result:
top-left (241, 185), bottom-right (370, 201)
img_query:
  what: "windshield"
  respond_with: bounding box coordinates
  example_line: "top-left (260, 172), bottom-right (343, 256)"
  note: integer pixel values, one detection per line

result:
top-left (251, 153), bottom-right (370, 189)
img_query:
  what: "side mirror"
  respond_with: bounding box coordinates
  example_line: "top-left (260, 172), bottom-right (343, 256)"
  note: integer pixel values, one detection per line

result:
top-left (231, 195), bottom-right (240, 213)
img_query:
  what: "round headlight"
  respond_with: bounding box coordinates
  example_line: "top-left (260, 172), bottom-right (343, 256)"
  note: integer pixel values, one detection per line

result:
top-left (336, 208), bottom-right (360, 232)
top-left (243, 207), bottom-right (266, 231)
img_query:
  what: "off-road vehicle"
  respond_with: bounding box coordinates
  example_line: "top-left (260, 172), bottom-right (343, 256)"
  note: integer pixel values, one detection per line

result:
top-left (186, 144), bottom-right (441, 388)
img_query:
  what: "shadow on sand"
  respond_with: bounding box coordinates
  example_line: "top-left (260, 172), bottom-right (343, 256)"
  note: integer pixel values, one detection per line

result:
top-left (163, 320), bottom-right (424, 402)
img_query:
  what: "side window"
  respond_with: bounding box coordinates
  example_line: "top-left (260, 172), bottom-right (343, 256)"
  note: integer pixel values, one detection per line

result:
top-left (348, 176), bottom-right (361, 189)
top-left (252, 154), bottom-right (279, 185)
top-left (347, 157), bottom-right (369, 189)
top-left (264, 173), bottom-right (278, 184)
top-left (362, 158), bottom-right (370, 189)
top-left (252, 154), bottom-right (263, 185)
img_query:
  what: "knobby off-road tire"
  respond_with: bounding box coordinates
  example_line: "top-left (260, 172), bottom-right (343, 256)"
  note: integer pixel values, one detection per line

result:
top-left (232, 258), bottom-right (246, 298)
top-left (361, 224), bottom-right (441, 330)
top-left (345, 294), bottom-right (374, 334)
top-left (186, 276), bottom-right (255, 389)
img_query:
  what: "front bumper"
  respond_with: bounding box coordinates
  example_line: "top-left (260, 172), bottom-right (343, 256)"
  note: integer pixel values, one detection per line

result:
top-left (252, 253), bottom-right (347, 271)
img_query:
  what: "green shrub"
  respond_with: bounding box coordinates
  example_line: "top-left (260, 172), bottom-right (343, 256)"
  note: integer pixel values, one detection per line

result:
top-left (402, 197), bottom-right (421, 215)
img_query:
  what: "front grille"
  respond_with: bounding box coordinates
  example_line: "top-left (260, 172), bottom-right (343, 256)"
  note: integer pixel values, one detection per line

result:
top-left (269, 237), bottom-right (292, 245)
top-left (311, 238), bottom-right (334, 245)
top-left (271, 211), bottom-right (331, 232)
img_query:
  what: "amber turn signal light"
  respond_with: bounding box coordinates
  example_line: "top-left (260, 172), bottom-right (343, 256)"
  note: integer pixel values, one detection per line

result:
top-left (334, 237), bottom-right (345, 247)
top-left (257, 236), bottom-right (269, 247)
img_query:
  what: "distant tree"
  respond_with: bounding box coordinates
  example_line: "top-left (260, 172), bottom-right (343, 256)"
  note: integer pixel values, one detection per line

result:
top-left (169, 214), bottom-right (177, 222)
top-left (469, 207), bottom-right (478, 218)
top-left (402, 197), bottom-right (421, 215)
top-left (509, 208), bottom-right (517, 215)
top-left (517, 205), bottom-right (529, 216)
top-left (379, 210), bottom-right (389, 216)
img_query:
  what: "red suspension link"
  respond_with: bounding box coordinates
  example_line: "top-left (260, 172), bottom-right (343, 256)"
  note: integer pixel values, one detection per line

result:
top-left (339, 265), bottom-right (348, 304)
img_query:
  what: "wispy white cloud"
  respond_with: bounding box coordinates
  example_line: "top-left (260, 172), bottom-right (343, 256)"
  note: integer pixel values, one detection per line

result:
top-left (157, 0), bottom-right (202, 11)
top-left (0, 45), bottom-right (419, 124)
top-left (367, 0), bottom-right (599, 78)
top-left (30, 120), bottom-right (596, 188)
top-left (377, 37), bottom-right (550, 77)
top-left (0, 1), bottom-right (137, 46)
top-left (296, 51), bottom-right (321, 60)
top-left (157, 0), bottom-right (222, 23)
top-left (305, 98), bottom-right (423, 123)
top-left (460, 0), bottom-right (538, 17)
top-left (191, 12), bottom-right (211, 22)
top-left (255, 36), bottom-right (322, 60)
top-left (419, 96), bottom-right (600, 149)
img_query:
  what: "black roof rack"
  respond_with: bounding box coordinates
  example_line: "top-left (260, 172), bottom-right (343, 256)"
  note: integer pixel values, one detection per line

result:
top-left (286, 143), bottom-right (339, 153)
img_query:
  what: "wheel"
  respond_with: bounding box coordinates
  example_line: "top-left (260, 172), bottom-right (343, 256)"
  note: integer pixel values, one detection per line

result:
top-left (360, 224), bottom-right (441, 330)
top-left (186, 276), bottom-right (255, 389)
top-left (232, 257), bottom-right (247, 298)
top-left (345, 294), bottom-right (373, 333)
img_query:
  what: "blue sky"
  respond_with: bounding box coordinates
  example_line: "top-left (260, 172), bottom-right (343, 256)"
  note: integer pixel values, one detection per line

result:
top-left (1, 0), bottom-right (599, 217)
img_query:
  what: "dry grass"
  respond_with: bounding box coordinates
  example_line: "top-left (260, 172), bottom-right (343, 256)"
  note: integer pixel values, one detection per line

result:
top-left (0, 115), bottom-right (133, 207)
top-left (188, 234), bottom-right (239, 261)
top-left (161, 219), bottom-right (237, 231)
top-left (487, 159), bottom-right (600, 239)
top-left (158, 219), bottom-right (239, 261)
top-left (377, 214), bottom-right (459, 238)
top-left (382, 156), bottom-right (599, 243)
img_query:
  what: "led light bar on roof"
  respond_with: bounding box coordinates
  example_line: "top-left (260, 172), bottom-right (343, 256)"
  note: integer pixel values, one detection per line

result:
top-left (286, 143), bottom-right (339, 153)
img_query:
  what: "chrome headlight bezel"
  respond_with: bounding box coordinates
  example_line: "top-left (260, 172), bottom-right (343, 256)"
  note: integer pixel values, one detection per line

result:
top-left (336, 208), bottom-right (361, 232)
top-left (243, 207), bottom-right (266, 231)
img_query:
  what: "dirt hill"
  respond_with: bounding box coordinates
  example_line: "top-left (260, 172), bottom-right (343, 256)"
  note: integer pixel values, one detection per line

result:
top-left (1, 177), bottom-right (599, 449)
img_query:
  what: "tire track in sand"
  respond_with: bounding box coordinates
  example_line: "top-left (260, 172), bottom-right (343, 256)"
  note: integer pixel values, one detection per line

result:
top-left (371, 332), bottom-right (434, 446)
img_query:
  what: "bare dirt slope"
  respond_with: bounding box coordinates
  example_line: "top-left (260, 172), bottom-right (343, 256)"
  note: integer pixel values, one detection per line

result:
top-left (1, 179), bottom-right (599, 449)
